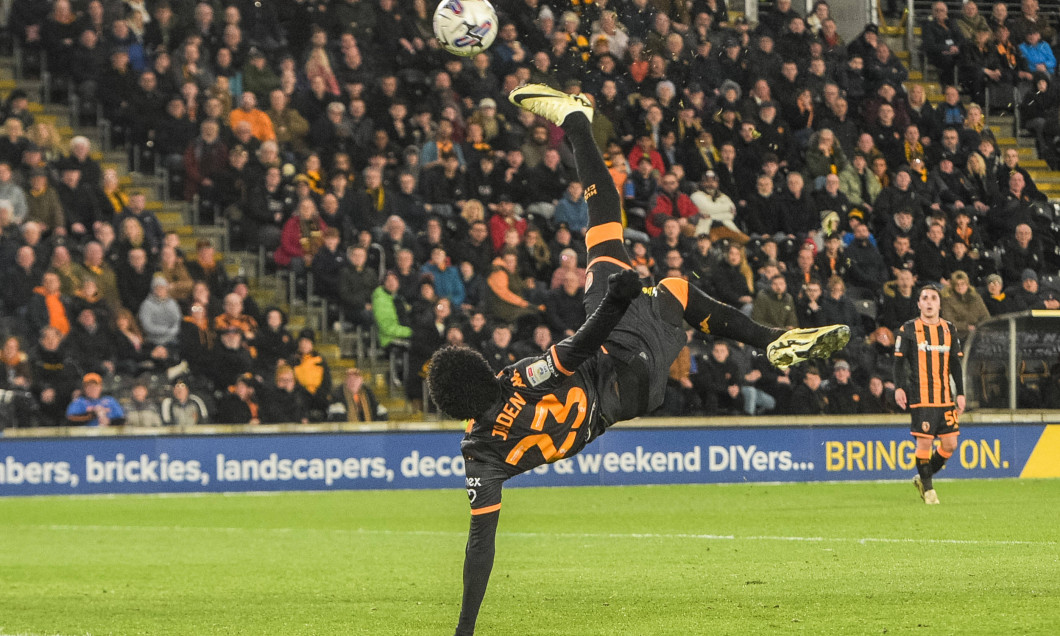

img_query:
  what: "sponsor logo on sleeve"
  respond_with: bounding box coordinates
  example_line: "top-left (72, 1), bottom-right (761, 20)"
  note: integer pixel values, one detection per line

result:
top-left (526, 360), bottom-right (552, 387)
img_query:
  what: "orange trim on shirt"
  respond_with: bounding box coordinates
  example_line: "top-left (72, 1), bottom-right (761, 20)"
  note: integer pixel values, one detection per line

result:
top-left (586, 222), bottom-right (624, 249)
top-left (550, 345), bottom-right (573, 376)
top-left (587, 256), bottom-right (633, 271)
top-left (471, 503), bottom-right (502, 516)
top-left (659, 277), bottom-right (689, 309)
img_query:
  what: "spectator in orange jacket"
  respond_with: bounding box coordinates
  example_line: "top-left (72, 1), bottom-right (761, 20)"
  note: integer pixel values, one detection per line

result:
top-left (228, 92), bottom-right (276, 142)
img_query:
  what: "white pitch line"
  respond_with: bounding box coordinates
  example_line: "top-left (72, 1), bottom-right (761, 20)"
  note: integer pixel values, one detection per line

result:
top-left (9, 524), bottom-right (1057, 548)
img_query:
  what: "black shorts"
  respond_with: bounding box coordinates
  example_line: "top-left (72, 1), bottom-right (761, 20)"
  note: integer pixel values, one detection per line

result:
top-left (910, 405), bottom-right (960, 438)
top-left (585, 261), bottom-right (686, 415)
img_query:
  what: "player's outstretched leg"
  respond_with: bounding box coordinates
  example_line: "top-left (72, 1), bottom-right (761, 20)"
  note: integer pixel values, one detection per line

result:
top-left (656, 277), bottom-right (850, 368)
top-left (509, 84), bottom-right (625, 266)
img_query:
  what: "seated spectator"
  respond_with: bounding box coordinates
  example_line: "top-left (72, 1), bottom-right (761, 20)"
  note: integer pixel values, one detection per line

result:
top-left (27, 271), bottom-right (72, 338)
top-left (846, 222), bottom-right (888, 293)
top-left (420, 246), bottom-right (465, 306)
top-left (215, 373), bottom-right (259, 425)
top-left (254, 307), bottom-right (294, 375)
top-left (118, 248), bottom-right (154, 312)
top-left (690, 170), bottom-right (743, 241)
top-left (941, 270), bottom-right (990, 339)
top-left (1018, 72), bottom-right (1060, 170)
top-left (372, 270), bottom-right (412, 349)
top-left (481, 323), bottom-right (517, 373)
top-left (1013, 269), bottom-right (1060, 310)
top-left (647, 171), bottom-right (697, 237)
top-left (309, 227), bottom-right (346, 305)
top-left (710, 244), bottom-right (755, 314)
top-left (157, 245), bottom-right (194, 303)
top-left (419, 152), bottom-right (468, 218)
top-left (825, 359), bottom-right (864, 414)
top-left (66, 373), bottom-right (125, 426)
top-left (983, 273), bottom-right (1022, 315)
top-left (553, 181), bottom-right (589, 234)
top-left (228, 91), bottom-right (275, 142)
top-left (0, 335), bottom-right (32, 386)
top-left (161, 378), bottom-right (209, 425)
top-left (139, 275), bottom-right (182, 357)
top-left (261, 362), bottom-right (312, 424)
top-left (650, 217), bottom-right (693, 269)
top-left (179, 302), bottom-right (215, 381)
top-left (1017, 28), bottom-right (1056, 78)
top-left (124, 378), bottom-right (163, 427)
top-left (486, 249), bottom-right (543, 327)
top-left (275, 198), bottom-right (326, 273)
top-left (185, 239), bottom-right (230, 300)
top-left (290, 328), bottom-right (331, 416)
top-left (922, 2), bottom-right (965, 86)
top-left (327, 368), bottom-right (386, 422)
top-left (751, 274), bottom-right (798, 330)
top-left (862, 374), bottom-right (898, 413)
top-left (816, 233), bottom-right (851, 282)
top-left (796, 279), bottom-right (828, 327)
top-left (997, 147), bottom-right (1047, 203)
top-left (1001, 224), bottom-right (1046, 285)
top-left (408, 298), bottom-right (451, 409)
top-left (111, 308), bottom-right (150, 375)
top-left (68, 307), bottom-right (115, 377)
top-left (338, 246), bottom-right (378, 329)
top-left (822, 275), bottom-right (862, 339)
top-left (914, 222), bottom-right (950, 284)
top-left (488, 196), bottom-right (528, 253)
top-left (696, 340), bottom-right (774, 416)
top-left (4, 245), bottom-right (41, 320)
top-left (790, 365), bottom-right (828, 414)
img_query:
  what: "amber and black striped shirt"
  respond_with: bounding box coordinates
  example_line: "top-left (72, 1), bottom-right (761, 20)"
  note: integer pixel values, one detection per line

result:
top-left (894, 318), bottom-right (964, 407)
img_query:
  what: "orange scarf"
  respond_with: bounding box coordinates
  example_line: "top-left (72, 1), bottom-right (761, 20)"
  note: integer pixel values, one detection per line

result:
top-left (37, 288), bottom-right (69, 335)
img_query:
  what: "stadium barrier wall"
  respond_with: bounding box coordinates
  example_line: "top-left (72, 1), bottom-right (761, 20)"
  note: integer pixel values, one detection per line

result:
top-left (2, 414), bottom-right (1059, 496)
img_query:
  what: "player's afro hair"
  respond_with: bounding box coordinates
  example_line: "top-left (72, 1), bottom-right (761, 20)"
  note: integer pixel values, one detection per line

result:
top-left (427, 346), bottom-right (503, 420)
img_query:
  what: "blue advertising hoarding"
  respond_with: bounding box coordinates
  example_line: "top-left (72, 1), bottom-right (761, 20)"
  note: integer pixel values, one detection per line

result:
top-left (1, 424), bottom-right (1057, 496)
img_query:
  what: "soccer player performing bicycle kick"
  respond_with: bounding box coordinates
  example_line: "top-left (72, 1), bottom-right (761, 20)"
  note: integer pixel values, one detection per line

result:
top-left (427, 85), bottom-right (851, 636)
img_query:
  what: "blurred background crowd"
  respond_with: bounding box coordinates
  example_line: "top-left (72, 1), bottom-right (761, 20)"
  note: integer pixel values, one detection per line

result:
top-left (1, 0), bottom-right (1060, 428)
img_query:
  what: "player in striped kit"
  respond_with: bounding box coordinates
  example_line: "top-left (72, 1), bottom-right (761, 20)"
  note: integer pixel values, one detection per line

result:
top-left (894, 284), bottom-right (966, 504)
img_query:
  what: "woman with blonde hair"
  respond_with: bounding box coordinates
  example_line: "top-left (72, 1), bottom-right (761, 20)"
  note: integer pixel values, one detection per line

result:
top-left (454, 198), bottom-right (486, 237)
top-left (158, 245), bottom-right (194, 302)
top-left (304, 47), bottom-right (339, 96)
top-left (965, 152), bottom-right (1000, 210)
top-left (26, 121), bottom-right (65, 163)
top-left (101, 169), bottom-right (129, 221)
top-left (112, 308), bottom-right (149, 375)
top-left (710, 243), bottom-right (755, 314)
top-left (118, 217), bottom-right (147, 258)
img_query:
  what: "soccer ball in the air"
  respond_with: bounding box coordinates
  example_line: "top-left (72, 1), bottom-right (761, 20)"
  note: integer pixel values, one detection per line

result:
top-left (433, 0), bottom-right (498, 57)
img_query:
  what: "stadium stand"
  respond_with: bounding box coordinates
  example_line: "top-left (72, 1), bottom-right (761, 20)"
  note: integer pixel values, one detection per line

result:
top-left (1, 0), bottom-right (1059, 428)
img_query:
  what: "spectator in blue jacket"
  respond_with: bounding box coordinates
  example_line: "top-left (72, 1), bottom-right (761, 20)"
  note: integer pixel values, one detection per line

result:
top-left (553, 181), bottom-right (589, 235)
top-left (1018, 28), bottom-right (1057, 77)
top-left (420, 246), bottom-right (465, 307)
top-left (66, 373), bottom-right (126, 426)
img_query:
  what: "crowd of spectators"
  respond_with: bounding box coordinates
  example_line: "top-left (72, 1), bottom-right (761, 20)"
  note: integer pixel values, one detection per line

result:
top-left (2, 0), bottom-right (1060, 427)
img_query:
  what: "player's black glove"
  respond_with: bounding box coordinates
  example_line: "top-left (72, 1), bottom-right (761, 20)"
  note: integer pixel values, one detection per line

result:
top-left (607, 269), bottom-right (643, 302)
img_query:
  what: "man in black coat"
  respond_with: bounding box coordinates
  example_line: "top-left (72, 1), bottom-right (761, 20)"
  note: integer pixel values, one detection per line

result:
top-left (693, 340), bottom-right (744, 416)
top-left (825, 359), bottom-right (864, 414)
top-left (921, 2), bottom-right (965, 86)
top-left (791, 365), bottom-right (828, 414)
top-left (545, 271), bottom-right (586, 339)
top-left (880, 268), bottom-right (919, 330)
top-left (846, 221), bottom-right (888, 293)
top-left (259, 364), bottom-right (313, 423)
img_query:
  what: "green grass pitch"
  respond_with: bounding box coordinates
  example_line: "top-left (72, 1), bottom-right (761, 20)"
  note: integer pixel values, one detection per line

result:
top-left (0, 479), bottom-right (1058, 635)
